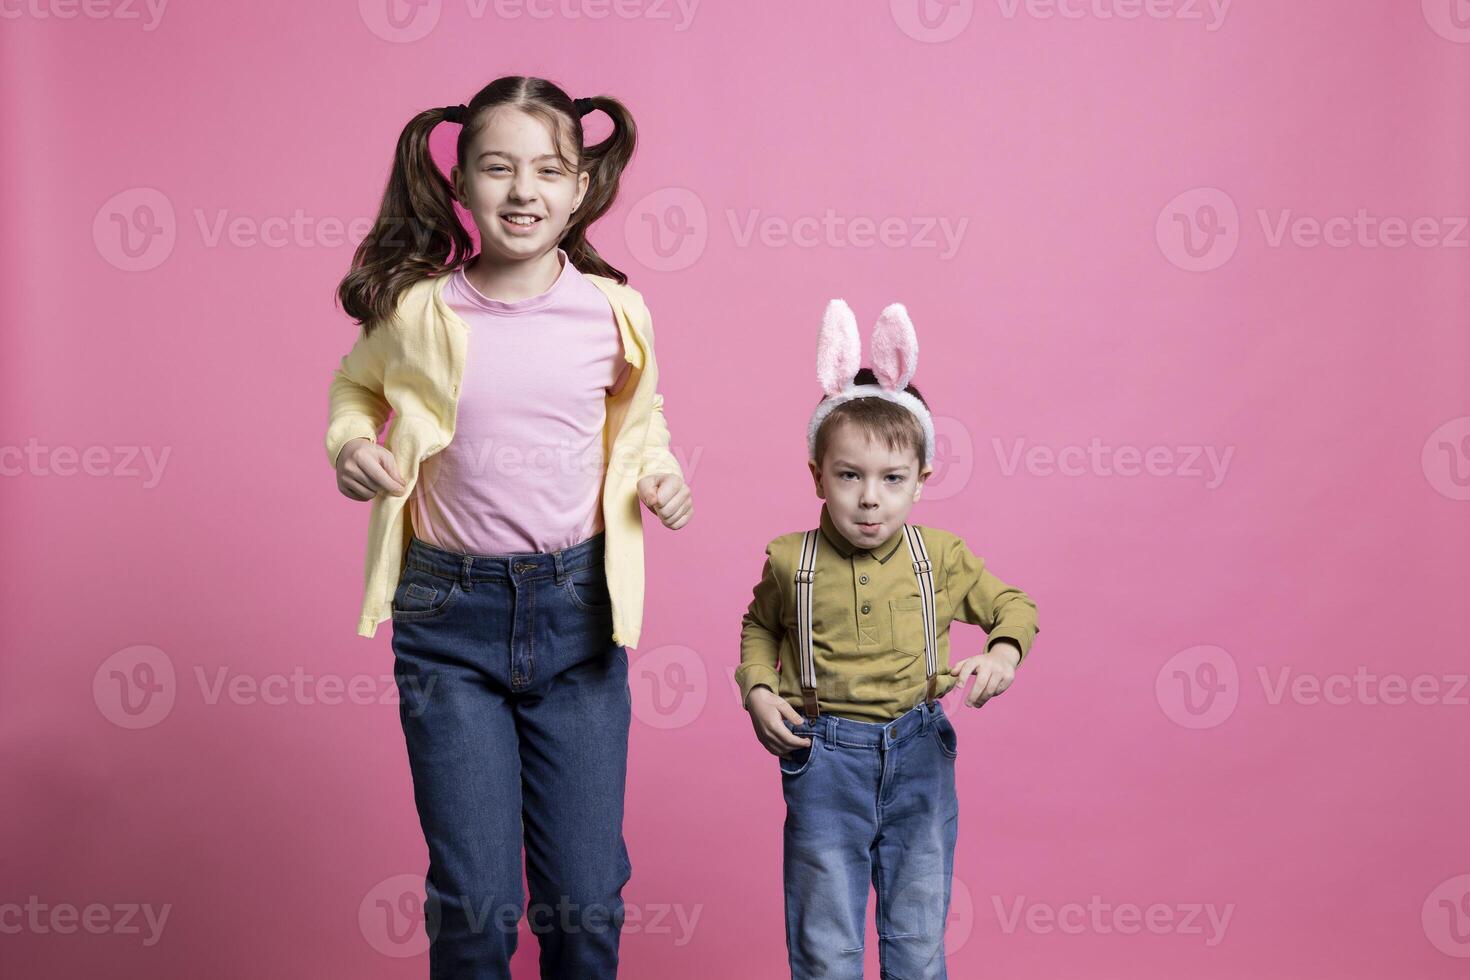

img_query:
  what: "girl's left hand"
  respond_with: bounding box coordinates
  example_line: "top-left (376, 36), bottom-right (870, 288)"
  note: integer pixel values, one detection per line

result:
top-left (950, 642), bottom-right (1021, 708)
top-left (637, 473), bottom-right (693, 530)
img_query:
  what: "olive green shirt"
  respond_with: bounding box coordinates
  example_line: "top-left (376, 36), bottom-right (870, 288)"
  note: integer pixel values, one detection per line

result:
top-left (738, 506), bottom-right (1040, 723)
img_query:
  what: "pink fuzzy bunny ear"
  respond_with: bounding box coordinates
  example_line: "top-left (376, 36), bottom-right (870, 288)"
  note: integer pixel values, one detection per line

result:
top-left (870, 303), bottom-right (918, 391)
top-left (816, 299), bottom-right (860, 396)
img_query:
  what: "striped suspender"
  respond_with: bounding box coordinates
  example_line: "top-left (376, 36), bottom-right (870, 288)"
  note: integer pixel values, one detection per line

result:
top-left (794, 524), bottom-right (939, 720)
top-left (901, 523), bottom-right (941, 707)
top-left (795, 530), bottom-right (821, 720)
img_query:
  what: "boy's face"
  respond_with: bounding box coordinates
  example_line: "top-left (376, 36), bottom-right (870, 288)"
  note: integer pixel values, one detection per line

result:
top-left (809, 420), bottom-right (933, 551)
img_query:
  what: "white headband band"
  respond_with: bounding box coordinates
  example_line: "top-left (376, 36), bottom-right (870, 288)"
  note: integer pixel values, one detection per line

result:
top-left (807, 384), bottom-right (936, 465)
top-left (806, 299), bottom-right (935, 466)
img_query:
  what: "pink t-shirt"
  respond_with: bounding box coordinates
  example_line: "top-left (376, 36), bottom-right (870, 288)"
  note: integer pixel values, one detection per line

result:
top-left (410, 249), bottom-right (630, 556)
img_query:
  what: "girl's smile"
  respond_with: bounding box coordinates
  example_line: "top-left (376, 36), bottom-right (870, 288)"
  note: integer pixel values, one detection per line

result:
top-left (499, 211), bottom-right (545, 234)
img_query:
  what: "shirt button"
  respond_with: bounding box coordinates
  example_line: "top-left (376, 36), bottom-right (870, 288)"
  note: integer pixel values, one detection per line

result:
top-left (861, 602), bottom-right (871, 614)
top-left (859, 574), bottom-right (869, 585)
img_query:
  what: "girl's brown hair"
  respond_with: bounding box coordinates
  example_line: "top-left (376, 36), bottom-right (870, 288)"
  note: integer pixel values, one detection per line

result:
top-left (337, 76), bottom-right (636, 333)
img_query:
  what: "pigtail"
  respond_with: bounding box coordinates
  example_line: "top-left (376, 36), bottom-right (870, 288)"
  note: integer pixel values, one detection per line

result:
top-left (560, 94), bottom-right (636, 285)
top-left (336, 107), bottom-right (475, 333)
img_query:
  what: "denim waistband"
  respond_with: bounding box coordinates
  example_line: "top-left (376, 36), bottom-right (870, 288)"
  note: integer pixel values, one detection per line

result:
top-left (789, 699), bottom-right (946, 750)
top-left (403, 532), bottom-right (605, 586)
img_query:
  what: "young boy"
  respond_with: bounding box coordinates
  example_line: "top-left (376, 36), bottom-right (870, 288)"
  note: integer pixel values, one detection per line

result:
top-left (738, 300), bottom-right (1040, 980)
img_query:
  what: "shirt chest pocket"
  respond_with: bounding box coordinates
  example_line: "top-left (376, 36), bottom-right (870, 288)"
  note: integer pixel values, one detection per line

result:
top-left (889, 588), bottom-right (946, 658)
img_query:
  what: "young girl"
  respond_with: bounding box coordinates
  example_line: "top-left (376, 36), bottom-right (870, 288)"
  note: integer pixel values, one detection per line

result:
top-left (324, 76), bottom-right (691, 979)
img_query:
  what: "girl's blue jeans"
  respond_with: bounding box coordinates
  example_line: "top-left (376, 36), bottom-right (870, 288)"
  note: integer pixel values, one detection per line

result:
top-left (390, 531), bottom-right (631, 980)
top-left (780, 699), bottom-right (961, 980)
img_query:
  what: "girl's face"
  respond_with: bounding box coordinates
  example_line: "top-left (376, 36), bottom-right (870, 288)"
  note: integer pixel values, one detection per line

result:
top-left (450, 107), bottom-right (589, 264)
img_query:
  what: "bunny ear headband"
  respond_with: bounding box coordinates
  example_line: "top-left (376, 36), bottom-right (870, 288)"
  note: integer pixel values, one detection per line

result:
top-left (807, 299), bottom-right (936, 465)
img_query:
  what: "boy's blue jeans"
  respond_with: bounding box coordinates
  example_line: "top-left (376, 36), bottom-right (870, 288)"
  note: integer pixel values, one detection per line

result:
top-left (781, 699), bottom-right (960, 980)
top-left (389, 532), bottom-right (631, 980)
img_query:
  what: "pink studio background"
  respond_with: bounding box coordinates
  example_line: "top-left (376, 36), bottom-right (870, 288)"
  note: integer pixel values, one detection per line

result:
top-left (3, 2), bottom-right (1468, 977)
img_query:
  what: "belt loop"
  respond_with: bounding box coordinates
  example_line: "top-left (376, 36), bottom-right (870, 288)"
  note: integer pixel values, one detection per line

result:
top-left (553, 550), bottom-right (568, 584)
top-left (459, 556), bottom-right (474, 592)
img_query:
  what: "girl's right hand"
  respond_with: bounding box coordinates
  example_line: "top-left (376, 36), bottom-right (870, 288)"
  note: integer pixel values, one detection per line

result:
top-left (335, 437), bottom-right (407, 501)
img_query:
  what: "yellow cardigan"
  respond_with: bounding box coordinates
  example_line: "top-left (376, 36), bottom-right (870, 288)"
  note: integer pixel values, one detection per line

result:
top-left (325, 272), bottom-right (682, 644)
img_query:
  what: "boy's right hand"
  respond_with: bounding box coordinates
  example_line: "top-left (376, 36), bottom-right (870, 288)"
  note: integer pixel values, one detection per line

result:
top-left (335, 437), bottom-right (407, 501)
top-left (745, 686), bottom-right (812, 757)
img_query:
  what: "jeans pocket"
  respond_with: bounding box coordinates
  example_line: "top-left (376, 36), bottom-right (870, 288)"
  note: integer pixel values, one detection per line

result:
top-left (562, 565), bottom-right (612, 612)
top-left (934, 711), bottom-right (959, 759)
top-left (391, 566), bottom-right (460, 622)
top-left (779, 730), bottom-right (820, 777)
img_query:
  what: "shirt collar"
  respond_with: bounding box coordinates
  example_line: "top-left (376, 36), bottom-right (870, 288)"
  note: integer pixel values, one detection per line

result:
top-left (450, 248), bottom-right (570, 316)
top-left (818, 506), bottom-right (905, 564)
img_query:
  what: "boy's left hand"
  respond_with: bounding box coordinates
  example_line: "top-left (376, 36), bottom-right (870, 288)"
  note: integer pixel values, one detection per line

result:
top-left (950, 641), bottom-right (1021, 708)
top-left (637, 473), bottom-right (693, 530)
